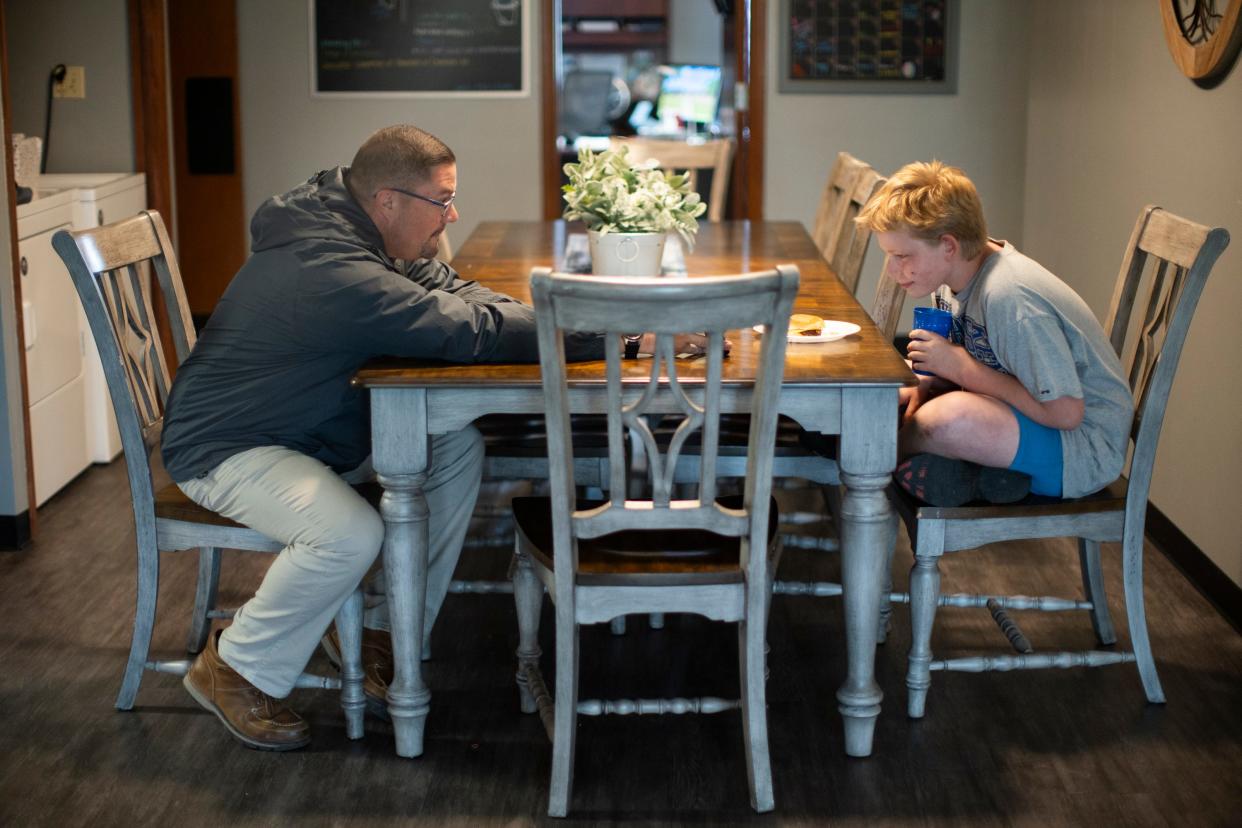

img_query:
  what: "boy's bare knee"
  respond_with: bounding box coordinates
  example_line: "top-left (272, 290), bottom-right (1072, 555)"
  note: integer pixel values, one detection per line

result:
top-left (908, 392), bottom-right (978, 452)
top-left (929, 390), bottom-right (978, 419)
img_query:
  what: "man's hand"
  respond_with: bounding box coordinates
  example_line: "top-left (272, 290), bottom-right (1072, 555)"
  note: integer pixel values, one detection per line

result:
top-left (906, 329), bottom-right (971, 384)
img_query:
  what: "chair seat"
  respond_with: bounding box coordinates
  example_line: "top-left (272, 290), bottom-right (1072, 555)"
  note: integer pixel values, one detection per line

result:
top-left (477, 414), bottom-right (612, 455)
top-left (154, 480), bottom-right (385, 528)
top-left (481, 414), bottom-right (811, 463)
top-left (513, 495), bottom-right (780, 587)
top-left (796, 428), bottom-right (839, 458)
top-left (892, 476), bottom-right (1129, 522)
top-left (656, 414), bottom-right (813, 455)
top-left (155, 484), bottom-right (247, 528)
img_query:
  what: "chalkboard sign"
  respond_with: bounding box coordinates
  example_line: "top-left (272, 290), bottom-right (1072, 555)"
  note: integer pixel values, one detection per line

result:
top-left (779, 0), bottom-right (957, 94)
top-left (311, 0), bottom-right (529, 97)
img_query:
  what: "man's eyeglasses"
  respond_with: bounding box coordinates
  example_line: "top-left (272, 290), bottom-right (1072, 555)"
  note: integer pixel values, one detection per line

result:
top-left (382, 186), bottom-right (456, 218)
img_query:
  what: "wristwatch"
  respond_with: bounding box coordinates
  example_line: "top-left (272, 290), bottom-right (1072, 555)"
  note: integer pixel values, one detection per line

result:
top-left (624, 334), bottom-right (643, 359)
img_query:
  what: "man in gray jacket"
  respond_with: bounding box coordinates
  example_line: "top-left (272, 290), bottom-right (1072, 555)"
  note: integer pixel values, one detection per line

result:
top-left (162, 125), bottom-right (608, 750)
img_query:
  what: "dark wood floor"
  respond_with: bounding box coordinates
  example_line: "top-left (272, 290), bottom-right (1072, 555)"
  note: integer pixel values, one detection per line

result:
top-left (1, 458), bottom-right (1239, 827)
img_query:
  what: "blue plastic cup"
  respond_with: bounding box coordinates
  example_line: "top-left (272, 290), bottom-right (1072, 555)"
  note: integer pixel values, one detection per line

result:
top-left (910, 306), bottom-right (953, 376)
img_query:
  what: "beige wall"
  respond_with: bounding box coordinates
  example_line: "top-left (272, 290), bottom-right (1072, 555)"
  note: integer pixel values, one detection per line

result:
top-left (764, 0), bottom-right (1032, 326)
top-left (237, 0), bottom-right (546, 254)
top-left (1023, 2), bottom-right (1242, 583)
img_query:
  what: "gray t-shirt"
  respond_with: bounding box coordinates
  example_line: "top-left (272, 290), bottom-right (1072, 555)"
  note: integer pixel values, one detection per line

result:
top-left (935, 241), bottom-right (1133, 497)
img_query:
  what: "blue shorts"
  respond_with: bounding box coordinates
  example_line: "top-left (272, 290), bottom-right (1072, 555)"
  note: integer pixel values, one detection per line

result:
top-left (1008, 406), bottom-right (1063, 497)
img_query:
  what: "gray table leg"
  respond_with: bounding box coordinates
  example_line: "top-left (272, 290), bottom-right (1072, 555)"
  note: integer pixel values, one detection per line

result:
top-left (373, 388), bottom-right (432, 757)
top-left (836, 387), bottom-right (898, 757)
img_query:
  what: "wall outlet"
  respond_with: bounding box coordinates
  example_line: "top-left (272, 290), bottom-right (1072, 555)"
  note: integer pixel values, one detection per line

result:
top-left (52, 66), bottom-right (85, 99)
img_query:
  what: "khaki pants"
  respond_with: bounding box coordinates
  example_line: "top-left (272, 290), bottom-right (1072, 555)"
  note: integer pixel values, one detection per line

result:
top-left (178, 427), bottom-right (484, 698)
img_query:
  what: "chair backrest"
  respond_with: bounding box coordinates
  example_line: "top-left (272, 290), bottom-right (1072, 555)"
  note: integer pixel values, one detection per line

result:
top-left (51, 210), bottom-right (194, 487)
top-left (811, 152), bottom-right (886, 294)
top-left (436, 232), bottom-right (453, 263)
top-left (608, 137), bottom-right (736, 222)
top-left (1102, 206), bottom-right (1229, 504)
top-left (530, 266), bottom-right (798, 584)
top-left (868, 256), bottom-right (907, 342)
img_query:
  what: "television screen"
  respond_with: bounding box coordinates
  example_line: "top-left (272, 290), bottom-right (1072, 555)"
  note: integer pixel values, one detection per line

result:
top-left (560, 70), bottom-right (614, 138)
top-left (656, 64), bottom-right (722, 126)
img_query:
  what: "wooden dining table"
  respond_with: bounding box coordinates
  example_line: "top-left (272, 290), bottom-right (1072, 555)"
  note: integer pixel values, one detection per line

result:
top-left (354, 219), bottom-right (916, 760)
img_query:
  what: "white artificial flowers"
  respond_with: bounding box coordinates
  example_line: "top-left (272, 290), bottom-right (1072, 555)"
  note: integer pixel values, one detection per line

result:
top-left (562, 146), bottom-right (707, 249)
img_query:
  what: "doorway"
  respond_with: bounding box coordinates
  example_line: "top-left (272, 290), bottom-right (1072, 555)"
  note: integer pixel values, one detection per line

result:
top-left (129, 0), bottom-right (245, 326)
top-left (540, 0), bottom-right (765, 221)
top-left (167, 1), bottom-right (247, 324)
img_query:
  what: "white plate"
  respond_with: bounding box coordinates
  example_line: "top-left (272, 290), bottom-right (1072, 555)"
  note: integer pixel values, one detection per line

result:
top-left (753, 320), bottom-right (861, 343)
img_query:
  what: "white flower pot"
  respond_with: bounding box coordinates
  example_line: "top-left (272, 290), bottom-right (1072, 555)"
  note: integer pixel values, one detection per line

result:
top-left (588, 229), bottom-right (667, 277)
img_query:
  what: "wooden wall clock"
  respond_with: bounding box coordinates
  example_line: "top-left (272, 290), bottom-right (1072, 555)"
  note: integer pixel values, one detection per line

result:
top-left (1161, 0), bottom-right (1242, 87)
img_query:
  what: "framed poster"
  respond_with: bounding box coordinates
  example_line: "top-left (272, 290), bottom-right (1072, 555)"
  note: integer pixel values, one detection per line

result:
top-left (310, 0), bottom-right (529, 97)
top-left (779, 0), bottom-right (958, 94)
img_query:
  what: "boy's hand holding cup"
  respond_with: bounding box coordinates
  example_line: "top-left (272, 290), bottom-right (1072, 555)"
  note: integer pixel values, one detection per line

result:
top-left (909, 306), bottom-right (953, 377)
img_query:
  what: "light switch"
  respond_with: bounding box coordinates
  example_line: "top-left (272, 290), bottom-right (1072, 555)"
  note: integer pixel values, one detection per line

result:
top-left (53, 66), bottom-right (86, 99)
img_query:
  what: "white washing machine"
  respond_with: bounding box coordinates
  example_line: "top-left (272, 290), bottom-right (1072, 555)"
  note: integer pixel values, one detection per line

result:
top-left (16, 188), bottom-right (89, 506)
top-left (36, 173), bottom-right (147, 463)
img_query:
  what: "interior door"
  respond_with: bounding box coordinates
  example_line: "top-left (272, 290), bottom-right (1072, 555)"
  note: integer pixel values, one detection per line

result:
top-left (167, 1), bottom-right (247, 322)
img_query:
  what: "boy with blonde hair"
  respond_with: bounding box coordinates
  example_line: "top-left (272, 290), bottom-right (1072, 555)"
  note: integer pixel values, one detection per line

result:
top-left (856, 161), bottom-right (1132, 506)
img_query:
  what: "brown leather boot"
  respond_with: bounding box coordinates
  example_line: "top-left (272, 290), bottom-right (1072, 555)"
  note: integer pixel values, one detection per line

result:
top-left (322, 626), bottom-right (392, 720)
top-left (183, 630), bottom-right (310, 751)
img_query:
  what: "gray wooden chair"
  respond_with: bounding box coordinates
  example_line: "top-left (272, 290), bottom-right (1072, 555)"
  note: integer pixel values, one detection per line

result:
top-left (480, 135), bottom-right (732, 550)
top-left (773, 253), bottom-right (906, 522)
top-left (811, 151), bottom-right (887, 294)
top-left (608, 136), bottom-right (736, 222)
top-left (667, 258), bottom-right (907, 639)
top-left (771, 253), bottom-right (905, 560)
top-left (52, 211), bottom-right (366, 736)
top-left (511, 265), bottom-right (798, 816)
top-left (772, 154), bottom-right (891, 560)
top-left (866, 255), bottom-right (909, 343)
top-left (889, 205), bottom-right (1230, 717)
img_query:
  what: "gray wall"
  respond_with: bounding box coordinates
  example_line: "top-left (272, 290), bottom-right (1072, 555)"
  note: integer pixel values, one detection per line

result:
top-left (5, 0), bottom-right (134, 173)
top-left (238, 0), bottom-right (547, 254)
top-left (669, 1), bottom-right (724, 67)
top-left (1023, 2), bottom-right (1242, 584)
top-left (763, 0), bottom-right (1032, 327)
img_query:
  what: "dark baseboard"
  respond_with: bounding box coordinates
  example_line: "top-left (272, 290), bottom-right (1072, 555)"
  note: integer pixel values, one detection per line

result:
top-left (1147, 503), bottom-right (1242, 634)
top-left (0, 511), bottom-right (32, 549)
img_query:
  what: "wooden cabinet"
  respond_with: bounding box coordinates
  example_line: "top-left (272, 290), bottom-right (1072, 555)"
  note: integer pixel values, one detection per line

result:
top-left (563, 0), bottom-right (666, 17)
top-left (562, 0), bottom-right (667, 52)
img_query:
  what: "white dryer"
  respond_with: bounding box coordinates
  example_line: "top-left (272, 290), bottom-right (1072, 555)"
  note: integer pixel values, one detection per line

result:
top-left (16, 189), bottom-right (89, 505)
top-left (36, 173), bottom-right (148, 463)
